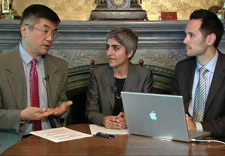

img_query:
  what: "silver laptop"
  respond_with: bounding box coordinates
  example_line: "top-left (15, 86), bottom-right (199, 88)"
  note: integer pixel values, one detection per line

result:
top-left (121, 92), bottom-right (210, 142)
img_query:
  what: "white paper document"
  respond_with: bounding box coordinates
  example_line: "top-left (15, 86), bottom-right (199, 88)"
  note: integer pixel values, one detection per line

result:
top-left (30, 127), bottom-right (92, 143)
top-left (89, 124), bottom-right (129, 135)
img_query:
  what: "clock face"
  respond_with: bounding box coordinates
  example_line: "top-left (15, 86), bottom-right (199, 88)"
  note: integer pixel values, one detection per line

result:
top-left (111, 0), bottom-right (127, 7)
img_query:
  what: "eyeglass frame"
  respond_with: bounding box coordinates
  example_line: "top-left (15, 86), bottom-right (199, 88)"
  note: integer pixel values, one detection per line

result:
top-left (24, 24), bottom-right (59, 39)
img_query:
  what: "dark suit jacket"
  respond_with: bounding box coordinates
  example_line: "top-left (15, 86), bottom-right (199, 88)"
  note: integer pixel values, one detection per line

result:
top-left (0, 46), bottom-right (68, 135)
top-left (173, 51), bottom-right (225, 139)
top-left (86, 64), bottom-right (154, 126)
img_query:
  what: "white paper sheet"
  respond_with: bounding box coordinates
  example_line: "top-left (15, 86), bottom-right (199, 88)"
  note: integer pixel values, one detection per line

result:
top-left (30, 127), bottom-right (92, 143)
top-left (89, 124), bottom-right (129, 135)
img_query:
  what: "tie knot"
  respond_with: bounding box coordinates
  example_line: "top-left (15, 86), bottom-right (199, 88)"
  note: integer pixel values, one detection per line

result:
top-left (199, 67), bottom-right (207, 76)
top-left (32, 59), bottom-right (38, 66)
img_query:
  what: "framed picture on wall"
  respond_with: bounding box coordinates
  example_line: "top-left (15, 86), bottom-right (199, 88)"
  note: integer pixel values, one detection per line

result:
top-left (161, 12), bottom-right (177, 20)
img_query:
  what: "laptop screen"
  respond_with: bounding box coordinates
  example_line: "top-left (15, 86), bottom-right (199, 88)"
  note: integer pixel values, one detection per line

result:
top-left (121, 92), bottom-right (191, 142)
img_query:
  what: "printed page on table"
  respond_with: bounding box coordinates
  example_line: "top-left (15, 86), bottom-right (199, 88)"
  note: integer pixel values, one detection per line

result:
top-left (89, 124), bottom-right (129, 135)
top-left (30, 127), bottom-right (93, 143)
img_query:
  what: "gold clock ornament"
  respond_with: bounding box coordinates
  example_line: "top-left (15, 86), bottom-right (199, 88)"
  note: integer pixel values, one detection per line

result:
top-left (107, 0), bottom-right (131, 9)
top-left (111, 0), bottom-right (127, 7)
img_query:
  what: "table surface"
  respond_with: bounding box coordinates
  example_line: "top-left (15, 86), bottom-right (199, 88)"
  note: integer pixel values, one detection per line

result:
top-left (2, 124), bottom-right (225, 156)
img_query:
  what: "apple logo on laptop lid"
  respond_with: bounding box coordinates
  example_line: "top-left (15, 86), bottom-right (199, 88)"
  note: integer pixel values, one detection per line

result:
top-left (149, 111), bottom-right (157, 120)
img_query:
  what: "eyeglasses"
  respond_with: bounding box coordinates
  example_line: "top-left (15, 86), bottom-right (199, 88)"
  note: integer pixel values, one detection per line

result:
top-left (25, 24), bottom-right (59, 39)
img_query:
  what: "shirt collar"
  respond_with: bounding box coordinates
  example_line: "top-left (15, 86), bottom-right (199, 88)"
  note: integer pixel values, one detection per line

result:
top-left (196, 50), bottom-right (218, 73)
top-left (19, 43), bottom-right (42, 65)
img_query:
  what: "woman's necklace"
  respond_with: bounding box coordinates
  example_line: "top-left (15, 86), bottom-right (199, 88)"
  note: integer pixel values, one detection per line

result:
top-left (113, 77), bottom-right (126, 100)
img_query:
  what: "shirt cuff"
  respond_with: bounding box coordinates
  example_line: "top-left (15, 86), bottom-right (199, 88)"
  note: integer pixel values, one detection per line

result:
top-left (195, 122), bottom-right (203, 131)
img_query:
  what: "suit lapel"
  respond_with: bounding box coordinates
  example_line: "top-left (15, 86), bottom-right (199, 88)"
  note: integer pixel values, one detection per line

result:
top-left (205, 52), bottom-right (225, 112)
top-left (182, 58), bottom-right (196, 111)
top-left (104, 66), bottom-right (115, 110)
top-left (108, 64), bottom-right (133, 110)
top-left (44, 55), bottom-right (60, 108)
top-left (6, 50), bottom-right (27, 109)
top-left (124, 64), bottom-right (136, 91)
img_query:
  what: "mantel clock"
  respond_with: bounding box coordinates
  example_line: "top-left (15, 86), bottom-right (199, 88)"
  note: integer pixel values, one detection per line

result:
top-left (107, 0), bottom-right (131, 9)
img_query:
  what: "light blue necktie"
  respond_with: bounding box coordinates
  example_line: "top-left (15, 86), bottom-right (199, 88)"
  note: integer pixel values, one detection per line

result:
top-left (193, 67), bottom-right (207, 122)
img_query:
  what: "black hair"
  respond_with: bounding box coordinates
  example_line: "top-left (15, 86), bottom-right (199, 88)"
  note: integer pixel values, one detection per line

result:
top-left (190, 9), bottom-right (224, 48)
top-left (20, 4), bottom-right (61, 25)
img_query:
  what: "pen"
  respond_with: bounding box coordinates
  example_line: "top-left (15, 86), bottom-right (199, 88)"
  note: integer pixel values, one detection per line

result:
top-left (96, 132), bottom-right (116, 139)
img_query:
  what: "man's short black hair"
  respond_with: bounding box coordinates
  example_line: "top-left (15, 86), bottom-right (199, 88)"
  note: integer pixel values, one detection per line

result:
top-left (190, 9), bottom-right (224, 48)
top-left (20, 4), bottom-right (61, 25)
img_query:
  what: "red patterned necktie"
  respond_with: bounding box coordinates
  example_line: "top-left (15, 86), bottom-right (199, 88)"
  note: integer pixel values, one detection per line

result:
top-left (30, 59), bottom-right (42, 131)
